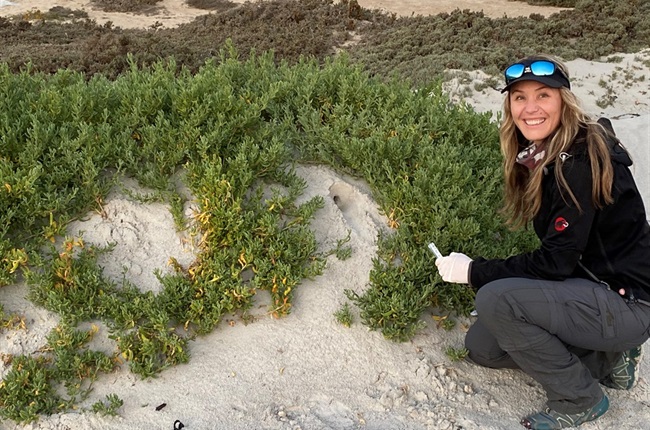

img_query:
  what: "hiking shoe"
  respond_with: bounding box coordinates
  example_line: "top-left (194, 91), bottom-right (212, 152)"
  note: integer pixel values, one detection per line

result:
top-left (601, 345), bottom-right (643, 390)
top-left (520, 395), bottom-right (609, 429)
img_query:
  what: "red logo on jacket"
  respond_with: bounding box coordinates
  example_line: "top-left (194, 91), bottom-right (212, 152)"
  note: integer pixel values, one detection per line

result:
top-left (554, 217), bottom-right (569, 232)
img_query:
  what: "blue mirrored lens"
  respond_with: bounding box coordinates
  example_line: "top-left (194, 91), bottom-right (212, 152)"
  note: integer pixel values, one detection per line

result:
top-left (529, 61), bottom-right (556, 76)
top-left (505, 63), bottom-right (525, 80)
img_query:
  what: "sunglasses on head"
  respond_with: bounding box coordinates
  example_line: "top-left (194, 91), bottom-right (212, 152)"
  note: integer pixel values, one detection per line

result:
top-left (504, 60), bottom-right (566, 85)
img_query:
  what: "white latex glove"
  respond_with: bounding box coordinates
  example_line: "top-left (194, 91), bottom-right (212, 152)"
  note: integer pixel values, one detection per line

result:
top-left (435, 252), bottom-right (472, 284)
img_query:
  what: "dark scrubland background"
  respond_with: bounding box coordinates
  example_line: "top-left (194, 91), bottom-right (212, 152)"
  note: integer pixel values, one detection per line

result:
top-left (0, 0), bottom-right (649, 84)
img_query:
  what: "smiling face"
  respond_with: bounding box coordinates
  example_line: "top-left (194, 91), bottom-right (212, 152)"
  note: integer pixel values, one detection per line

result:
top-left (509, 80), bottom-right (563, 145)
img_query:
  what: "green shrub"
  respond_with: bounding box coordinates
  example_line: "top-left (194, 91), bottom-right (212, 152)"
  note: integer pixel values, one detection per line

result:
top-left (1, 47), bottom-right (538, 421)
top-left (334, 302), bottom-right (354, 327)
top-left (0, 323), bottom-right (115, 423)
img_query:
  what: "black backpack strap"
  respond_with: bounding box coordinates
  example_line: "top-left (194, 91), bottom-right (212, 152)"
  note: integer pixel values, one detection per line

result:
top-left (597, 117), bottom-right (616, 136)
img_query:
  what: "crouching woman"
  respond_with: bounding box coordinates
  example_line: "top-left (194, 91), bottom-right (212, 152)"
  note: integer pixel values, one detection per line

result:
top-left (435, 55), bottom-right (650, 429)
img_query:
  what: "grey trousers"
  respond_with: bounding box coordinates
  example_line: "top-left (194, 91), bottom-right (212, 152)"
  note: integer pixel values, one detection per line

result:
top-left (465, 277), bottom-right (650, 414)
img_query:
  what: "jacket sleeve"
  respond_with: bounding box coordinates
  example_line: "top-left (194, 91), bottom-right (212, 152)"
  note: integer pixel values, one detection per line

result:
top-left (469, 156), bottom-right (597, 289)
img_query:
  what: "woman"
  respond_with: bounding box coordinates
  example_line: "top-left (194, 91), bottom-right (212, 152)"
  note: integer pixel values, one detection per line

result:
top-left (435, 55), bottom-right (650, 429)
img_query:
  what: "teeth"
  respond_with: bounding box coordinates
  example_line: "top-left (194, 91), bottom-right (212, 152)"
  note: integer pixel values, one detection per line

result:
top-left (525, 119), bottom-right (545, 125)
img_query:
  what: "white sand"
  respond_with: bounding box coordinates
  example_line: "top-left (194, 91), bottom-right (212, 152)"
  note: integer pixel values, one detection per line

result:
top-left (1, 2), bottom-right (649, 430)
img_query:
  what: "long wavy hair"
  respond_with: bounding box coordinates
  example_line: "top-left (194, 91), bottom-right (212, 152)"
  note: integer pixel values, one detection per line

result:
top-left (500, 55), bottom-right (614, 228)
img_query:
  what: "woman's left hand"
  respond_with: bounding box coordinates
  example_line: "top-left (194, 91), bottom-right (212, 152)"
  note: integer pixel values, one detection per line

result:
top-left (435, 252), bottom-right (472, 284)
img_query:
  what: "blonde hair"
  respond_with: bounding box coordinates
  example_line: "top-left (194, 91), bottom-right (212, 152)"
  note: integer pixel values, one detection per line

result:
top-left (500, 55), bottom-right (614, 228)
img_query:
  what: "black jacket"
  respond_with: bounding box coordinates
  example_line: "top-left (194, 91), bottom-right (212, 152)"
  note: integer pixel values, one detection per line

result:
top-left (470, 121), bottom-right (650, 303)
